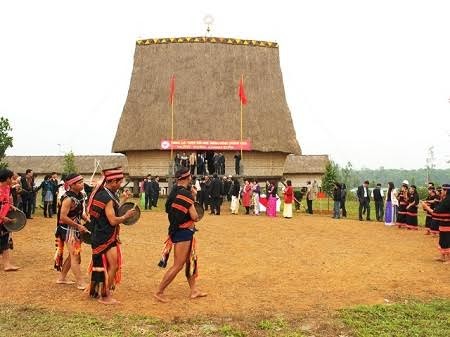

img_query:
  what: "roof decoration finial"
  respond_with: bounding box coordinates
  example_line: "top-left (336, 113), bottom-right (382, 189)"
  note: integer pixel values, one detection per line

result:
top-left (203, 14), bottom-right (214, 37)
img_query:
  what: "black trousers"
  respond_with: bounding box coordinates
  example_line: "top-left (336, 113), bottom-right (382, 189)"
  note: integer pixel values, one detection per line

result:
top-left (307, 199), bottom-right (313, 214)
top-left (152, 195), bottom-right (159, 208)
top-left (22, 198), bottom-right (32, 218)
top-left (375, 200), bottom-right (384, 221)
top-left (341, 199), bottom-right (347, 217)
top-left (211, 197), bottom-right (221, 215)
top-left (44, 201), bottom-right (53, 217)
top-left (203, 195), bottom-right (210, 211)
top-left (52, 193), bottom-right (58, 214)
top-left (144, 193), bottom-right (152, 209)
top-left (359, 199), bottom-right (371, 220)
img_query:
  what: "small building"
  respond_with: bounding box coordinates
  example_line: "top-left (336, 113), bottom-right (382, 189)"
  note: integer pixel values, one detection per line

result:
top-left (4, 155), bottom-right (128, 185)
top-left (282, 154), bottom-right (329, 187)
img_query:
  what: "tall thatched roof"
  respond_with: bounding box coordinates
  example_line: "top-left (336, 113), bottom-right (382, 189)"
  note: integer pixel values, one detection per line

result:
top-left (113, 37), bottom-right (301, 154)
top-left (4, 155), bottom-right (128, 175)
top-left (283, 155), bottom-right (329, 174)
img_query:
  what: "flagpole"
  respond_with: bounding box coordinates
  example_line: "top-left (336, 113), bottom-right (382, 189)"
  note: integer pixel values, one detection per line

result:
top-left (240, 74), bottom-right (244, 162)
top-left (171, 97), bottom-right (174, 161)
top-left (170, 75), bottom-right (174, 162)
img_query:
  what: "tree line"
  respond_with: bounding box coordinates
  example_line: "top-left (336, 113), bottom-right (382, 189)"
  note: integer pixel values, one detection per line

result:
top-left (322, 160), bottom-right (450, 198)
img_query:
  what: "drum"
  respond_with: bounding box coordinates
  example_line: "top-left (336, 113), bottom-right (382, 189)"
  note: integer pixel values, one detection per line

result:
top-left (3, 209), bottom-right (27, 232)
top-left (118, 202), bottom-right (141, 225)
top-left (80, 221), bottom-right (94, 245)
top-left (194, 202), bottom-right (204, 221)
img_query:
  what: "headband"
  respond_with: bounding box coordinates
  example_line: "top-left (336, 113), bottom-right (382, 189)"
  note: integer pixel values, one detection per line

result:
top-left (64, 175), bottom-right (83, 190)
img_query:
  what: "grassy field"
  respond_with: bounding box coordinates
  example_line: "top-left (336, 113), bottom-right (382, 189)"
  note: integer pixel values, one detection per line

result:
top-left (127, 196), bottom-right (427, 225)
top-left (1, 300), bottom-right (449, 337)
top-left (313, 199), bottom-right (427, 224)
top-left (14, 197), bottom-right (440, 337)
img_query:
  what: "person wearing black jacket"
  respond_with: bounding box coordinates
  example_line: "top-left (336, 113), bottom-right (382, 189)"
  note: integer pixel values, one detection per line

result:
top-left (332, 182), bottom-right (342, 219)
top-left (151, 176), bottom-right (160, 207)
top-left (50, 172), bottom-right (59, 215)
top-left (357, 180), bottom-right (371, 221)
top-left (204, 176), bottom-right (212, 211)
top-left (372, 183), bottom-right (384, 222)
top-left (223, 175), bottom-right (232, 202)
top-left (209, 174), bottom-right (223, 215)
top-left (340, 183), bottom-right (347, 217)
top-left (20, 169), bottom-right (34, 219)
top-left (234, 152), bottom-right (241, 175)
top-left (230, 178), bottom-right (240, 214)
top-left (144, 176), bottom-right (154, 210)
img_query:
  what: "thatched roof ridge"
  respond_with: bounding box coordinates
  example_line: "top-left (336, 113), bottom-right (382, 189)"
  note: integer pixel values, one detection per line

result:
top-left (112, 37), bottom-right (301, 155)
top-left (283, 155), bottom-right (329, 174)
top-left (4, 155), bottom-right (128, 175)
top-left (136, 37), bottom-right (278, 48)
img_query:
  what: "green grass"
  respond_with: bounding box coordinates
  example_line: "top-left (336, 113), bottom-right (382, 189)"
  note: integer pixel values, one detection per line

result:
top-left (0, 306), bottom-right (165, 337)
top-left (0, 305), bottom-right (307, 337)
top-left (340, 300), bottom-right (450, 337)
top-left (2, 300), bottom-right (450, 337)
top-left (314, 199), bottom-right (427, 224)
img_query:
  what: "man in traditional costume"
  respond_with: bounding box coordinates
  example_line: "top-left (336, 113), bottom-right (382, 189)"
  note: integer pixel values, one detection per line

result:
top-left (87, 167), bottom-right (135, 304)
top-left (154, 167), bottom-right (206, 302)
top-left (0, 169), bottom-right (20, 272)
top-left (422, 184), bottom-right (450, 263)
top-left (54, 173), bottom-right (89, 289)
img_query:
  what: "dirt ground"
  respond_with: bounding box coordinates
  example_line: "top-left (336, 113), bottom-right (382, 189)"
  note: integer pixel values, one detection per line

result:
top-left (1, 207), bottom-right (450, 319)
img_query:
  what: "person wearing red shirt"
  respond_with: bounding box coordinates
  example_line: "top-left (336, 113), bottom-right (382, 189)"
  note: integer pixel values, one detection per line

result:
top-left (283, 180), bottom-right (294, 219)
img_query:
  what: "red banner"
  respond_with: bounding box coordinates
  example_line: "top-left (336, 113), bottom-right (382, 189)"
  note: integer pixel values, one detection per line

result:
top-left (161, 139), bottom-right (252, 151)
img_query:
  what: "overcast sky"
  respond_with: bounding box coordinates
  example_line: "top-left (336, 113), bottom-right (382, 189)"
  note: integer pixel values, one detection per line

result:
top-left (1, 0), bottom-right (450, 170)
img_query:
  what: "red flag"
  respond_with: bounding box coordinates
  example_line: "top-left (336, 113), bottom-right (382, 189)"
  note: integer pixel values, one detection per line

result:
top-left (169, 75), bottom-right (175, 104)
top-left (238, 77), bottom-right (247, 105)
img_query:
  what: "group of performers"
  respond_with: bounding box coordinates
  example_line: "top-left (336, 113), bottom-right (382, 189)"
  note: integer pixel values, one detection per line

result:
top-left (2, 164), bottom-right (450, 306)
top-left (422, 184), bottom-right (450, 263)
top-left (1, 165), bottom-right (206, 305)
top-left (388, 179), bottom-right (450, 263)
top-left (53, 167), bottom-right (136, 304)
top-left (396, 182), bottom-right (420, 230)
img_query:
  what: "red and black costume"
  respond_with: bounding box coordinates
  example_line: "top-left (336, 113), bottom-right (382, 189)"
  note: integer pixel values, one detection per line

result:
top-left (0, 185), bottom-right (12, 255)
top-left (158, 182), bottom-right (198, 278)
top-left (405, 188), bottom-right (419, 230)
top-left (87, 168), bottom-right (124, 298)
top-left (431, 184), bottom-right (450, 255)
top-left (397, 189), bottom-right (408, 228)
top-left (54, 182), bottom-right (85, 271)
top-left (425, 190), bottom-right (440, 234)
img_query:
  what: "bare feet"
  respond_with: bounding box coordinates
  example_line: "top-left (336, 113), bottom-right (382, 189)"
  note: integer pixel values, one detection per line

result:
top-left (434, 257), bottom-right (446, 262)
top-left (76, 284), bottom-right (87, 290)
top-left (153, 293), bottom-right (169, 303)
top-left (98, 297), bottom-right (120, 305)
top-left (56, 279), bottom-right (75, 284)
top-left (4, 266), bottom-right (20, 272)
top-left (190, 291), bottom-right (208, 299)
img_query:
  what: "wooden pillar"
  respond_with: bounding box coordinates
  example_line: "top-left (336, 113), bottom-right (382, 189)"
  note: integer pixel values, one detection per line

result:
top-left (132, 178), bottom-right (140, 197)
